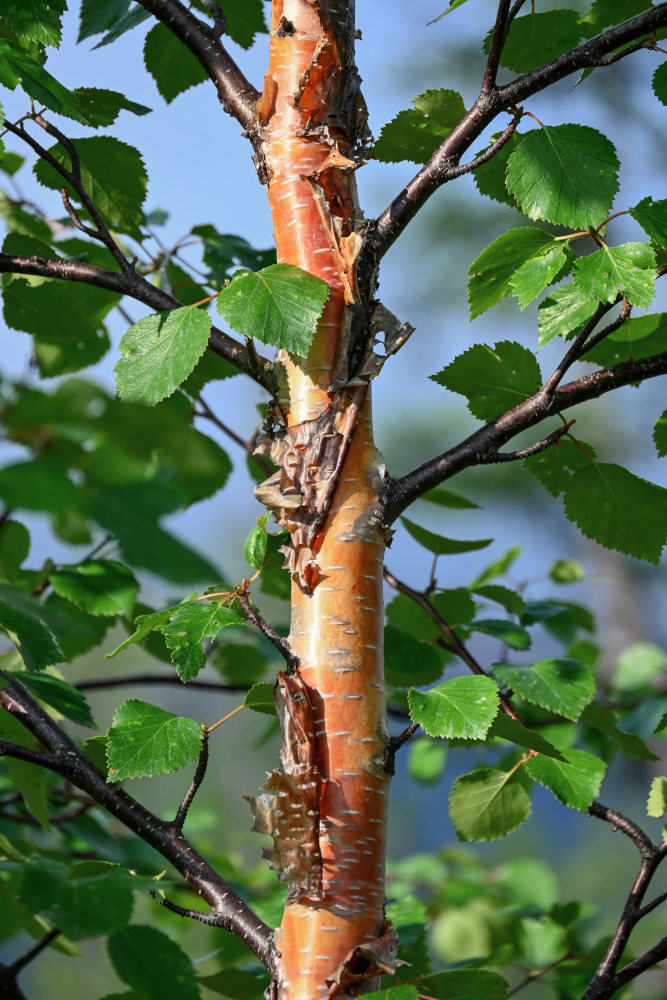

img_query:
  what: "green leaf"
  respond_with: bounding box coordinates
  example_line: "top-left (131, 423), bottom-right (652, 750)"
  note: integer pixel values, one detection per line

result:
top-left (115, 305), bottom-right (212, 407)
top-left (216, 263), bottom-right (329, 356)
top-left (385, 895), bottom-right (431, 974)
top-left (14, 671), bottom-right (95, 727)
top-left (93, 483), bottom-right (221, 583)
top-left (108, 925), bottom-right (200, 1000)
top-left (0, 0), bottom-right (66, 48)
top-left (106, 601), bottom-right (189, 659)
top-left (106, 700), bottom-right (203, 781)
top-left (408, 675), bottom-right (499, 740)
top-left (563, 462), bottom-right (667, 564)
top-left (526, 748), bottom-right (606, 811)
top-left (408, 738), bottom-right (447, 784)
top-left (449, 766), bottom-right (531, 841)
top-left (401, 517), bottom-right (492, 555)
top-left (427, 0), bottom-right (471, 23)
top-left (493, 659), bottom-right (595, 720)
top-left (0, 520), bottom-right (30, 582)
top-left (630, 196), bottom-right (667, 248)
top-left (471, 546), bottom-right (522, 587)
top-left (72, 87), bottom-right (152, 126)
top-left (50, 560), bottom-right (139, 617)
top-left (490, 714), bottom-right (565, 760)
top-left (549, 559), bottom-right (584, 584)
top-left (524, 437), bottom-right (594, 498)
top-left (3, 275), bottom-right (120, 346)
top-left (385, 590), bottom-right (475, 640)
top-left (652, 60), bottom-right (667, 106)
top-left (581, 0), bottom-right (652, 37)
top-left (0, 596), bottom-right (63, 671)
top-left (487, 11), bottom-right (582, 73)
top-left (0, 151), bottom-right (25, 176)
top-left (144, 22), bottom-right (208, 103)
top-left (244, 522), bottom-right (268, 570)
top-left (162, 601), bottom-right (247, 682)
top-left (467, 227), bottom-right (556, 317)
top-left (218, 0), bottom-right (267, 49)
top-left (472, 584), bottom-right (525, 615)
top-left (412, 970), bottom-right (509, 1000)
top-left (510, 245), bottom-right (572, 309)
top-left (372, 89), bottom-right (466, 164)
top-left (385, 624), bottom-right (444, 688)
top-left (6, 758), bottom-right (50, 829)
top-left (473, 130), bottom-right (524, 208)
top-left (470, 618), bottom-right (531, 651)
top-left (432, 340), bottom-right (542, 421)
top-left (420, 487), bottom-right (479, 510)
top-left (243, 682), bottom-right (277, 716)
top-left (583, 314), bottom-right (667, 366)
top-left (582, 702), bottom-right (659, 761)
top-left (34, 137), bottom-right (148, 240)
top-left (180, 348), bottom-right (238, 397)
top-left (573, 242), bottom-right (656, 308)
top-left (0, 459), bottom-right (81, 515)
top-left (358, 988), bottom-right (418, 1000)
top-left (78, 0), bottom-right (131, 42)
top-left (654, 410), bottom-right (667, 457)
top-left (20, 858), bottom-right (134, 940)
top-left (647, 776), bottom-right (667, 817)
top-left (94, 5), bottom-right (151, 48)
top-left (192, 226), bottom-right (276, 283)
top-left (0, 41), bottom-right (89, 123)
top-left (614, 642), bottom-right (667, 691)
top-left (506, 124), bottom-right (619, 229)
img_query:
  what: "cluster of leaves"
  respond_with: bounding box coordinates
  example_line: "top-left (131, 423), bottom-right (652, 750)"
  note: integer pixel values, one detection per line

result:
top-left (384, 531), bottom-right (667, 843)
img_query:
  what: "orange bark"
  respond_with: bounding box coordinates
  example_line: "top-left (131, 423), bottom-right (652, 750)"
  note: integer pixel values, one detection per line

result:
top-left (255, 3), bottom-right (393, 998)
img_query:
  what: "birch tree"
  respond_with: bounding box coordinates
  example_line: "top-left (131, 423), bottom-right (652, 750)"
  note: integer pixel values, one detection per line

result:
top-left (1, 2), bottom-right (667, 1000)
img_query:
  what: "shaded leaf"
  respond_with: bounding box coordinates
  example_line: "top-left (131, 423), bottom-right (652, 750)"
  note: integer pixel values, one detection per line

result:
top-left (526, 748), bottom-right (606, 812)
top-left (420, 487), bottom-right (479, 510)
top-left (583, 314), bottom-right (667, 367)
top-left (510, 245), bottom-right (572, 309)
top-left (654, 409), bottom-right (667, 457)
top-left (582, 702), bottom-right (658, 761)
top-left (223, 0), bottom-right (267, 49)
top-left (408, 738), bottom-right (447, 785)
top-left (3, 275), bottom-right (119, 346)
top-left (412, 970), bottom-right (509, 1000)
top-left (506, 125), bottom-right (619, 229)
top-left (216, 263), bottom-right (329, 355)
top-left (144, 22), bottom-right (208, 103)
top-left (470, 618), bottom-right (531, 651)
top-left (402, 517), bottom-right (492, 555)
top-left (652, 60), bottom-right (667, 106)
top-left (373, 89), bottom-right (466, 164)
top-left (432, 340), bottom-right (542, 422)
top-left (473, 130), bottom-right (524, 208)
top-left (94, 5), bottom-right (151, 48)
top-left (563, 463), bottom-right (667, 564)
top-left (244, 682), bottom-right (276, 716)
top-left (107, 700), bottom-right (203, 781)
top-left (408, 675), bottom-right (499, 739)
top-left (490, 713), bottom-right (565, 760)
top-left (449, 766), bottom-right (531, 841)
top-left (473, 584), bottom-right (524, 615)
top-left (573, 242), bottom-right (656, 308)
top-left (487, 11), bottom-right (582, 73)
top-left (630, 196), bottom-right (667, 248)
top-left (13, 671), bottom-right (95, 727)
top-left (614, 642), bottom-right (667, 691)
top-left (385, 624), bottom-right (444, 688)
top-left (493, 659), bottom-right (595, 720)
top-left (78, 0), bottom-right (131, 42)
top-left (72, 87), bottom-right (151, 126)
top-left (471, 546), bottom-right (522, 587)
top-left (0, 596), bottom-right (62, 671)
top-left (0, 520), bottom-right (30, 582)
top-left (6, 758), bottom-right (50, 829)
top-left (108, 925), bottom-right (200, 1000)
top-left (115, 305), bottom-right (212, 406)
top-left (50, 559), bottom-right (139, 617)
top-left (20, 858), bottom-right (134, 940)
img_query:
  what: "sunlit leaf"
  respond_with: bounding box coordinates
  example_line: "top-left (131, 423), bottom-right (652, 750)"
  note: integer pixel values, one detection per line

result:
top-left (449, 766), bottom-right (531, 841)
top-left (408, 675), bottom-right (499, 739)
top-left (107, 700), bottom-right (203, 781)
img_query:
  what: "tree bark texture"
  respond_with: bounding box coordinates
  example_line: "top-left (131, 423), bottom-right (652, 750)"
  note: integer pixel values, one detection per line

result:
top-left (248, 3), bottom-right (395, 998)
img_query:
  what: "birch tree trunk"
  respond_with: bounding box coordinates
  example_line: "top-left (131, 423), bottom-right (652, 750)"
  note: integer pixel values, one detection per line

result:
top-left (251, 2), bottom-right (394, 998)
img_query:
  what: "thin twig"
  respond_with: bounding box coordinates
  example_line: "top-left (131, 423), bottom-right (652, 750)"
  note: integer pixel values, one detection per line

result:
top-left (383, 723), bottom-right (420, 775)
top-left (383, 567), bottom-right (520, 722)
top-left (152, 891), bottom-right (229, 926)
top-left (543, 302), bottom-right (615, 395)
top-left (9, 930), bottom-right (60, 976)
top-left (195, 396), bottom-right (273, 476)
top-left (173, 727), bottom-right (209, 830)
top-left (482, 0), bottom-right (512, 91)
top-left (75, 674), bottom-right (250, 693)
top-left (506, 954), bottom-right (571, 997)
top-left (237, 592), bottom-right (299, 674)
top-left (476, 422), bottom-right (573, 464)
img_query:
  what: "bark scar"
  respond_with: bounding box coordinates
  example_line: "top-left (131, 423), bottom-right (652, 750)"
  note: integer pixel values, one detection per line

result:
top-left (326, 918), bottom-right (404, 997)
top-left (246, 670), bottom-right (323, 903)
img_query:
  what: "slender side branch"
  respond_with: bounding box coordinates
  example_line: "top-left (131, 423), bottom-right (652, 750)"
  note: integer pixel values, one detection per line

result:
top-left (75, 674), bottom-right (251, 693)
top-left (173, 726), bottom-right (209, 830)
top-left (0, 252), bottom-right (273, 390)
top-left (383, 567), bottom-right (520, 721)
top-left (134, 0), bottom-right (259, 132)
top-left (237, 592), bottom-right (299, 674)
top-left (482, 0), bottom-right (512, 91)
top-left (383, 351), bottom-right (667, 523)
top-left (475, 422), bottom-right (572, 464)
top-left (363, 5), bottom-right (667, 267)
top-left (0, 675), bottom-right (274, 970)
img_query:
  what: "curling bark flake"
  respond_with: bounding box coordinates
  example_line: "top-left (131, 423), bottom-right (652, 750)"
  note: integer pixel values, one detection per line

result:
top-left (248, 2), bottom-right (398, 998)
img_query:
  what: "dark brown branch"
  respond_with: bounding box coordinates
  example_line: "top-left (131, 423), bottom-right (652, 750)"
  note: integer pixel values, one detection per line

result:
top-left (363, 5), bottom-right (667, 267)
top-left (0, 252), bottom-right (273, 390)
top-left (9, 930), bottom-right (60, 976)
top-left (134, 0), bottom-right (259, 132)
top-left (0, 739), bottom-right (56, 769)
top-left (173, 726), bottom-right (209, 830)
top-left (152, 891), bottom-right (230, 926)
top-left (75, 674), bottom-right (251, 693)
top-left (581, 803), bottom-right (667, 999)
top-left (0, 675), bottom-right (274, 970)
top-left (194, 396), bottom-right (273, 476)
top-left (383, 351), bottom-right (667, 524)
top-left (475, 422), bottom-right (572, 464)
top-left (237, 592), bottom-right (299, 674)
top-left (542, 301), bottom-right (615, 395)
top-left (383, 723), bottom-right (420, 775)
top-left (482, 0), bottom-right (512, 91)
top-left (383, 567), bottom-right (520, 722)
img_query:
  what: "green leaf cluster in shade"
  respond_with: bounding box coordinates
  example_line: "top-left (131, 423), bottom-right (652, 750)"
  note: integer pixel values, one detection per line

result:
top-left (372, 89), bottom-right (466, 164)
